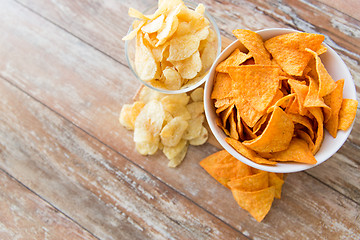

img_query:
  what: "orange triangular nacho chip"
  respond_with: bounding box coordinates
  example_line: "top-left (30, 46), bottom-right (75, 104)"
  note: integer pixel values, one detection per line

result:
top-left (288, 79), bottom-right (309, 115)
top-left (287, 113), bottom-right (315, 140)
top-left (226, 137), bottom-right (277, 165)
top-left (235, 98), bottom-right (264, 128)
top-left (308, 107), bottom-right (324, 154)
top-left (316, 44), bottom-right (327, 55)
top-left (306, 48), bottom-right (336, 97)
top-left (338, 99), bottom-right (358, 131)
top-left (231, 186), bottom-right (275, 222)
top-left (216, 48), bottom-right (252, 72)
top-left (227, 172), bottom-right (269, 191)
top-left (220, 104), bottom-right (234, 126)
top-left (228, 65), bottom-right (281, 113)
top-left (268, 172), bottom-right (284, 199)
top-left (229, 111), bottom-right (239, 140)
top-left (323, 79), bottom-right (344, 137)
top-left (264, 32), bottom-right (324, 76)
top-left (267, 93), bottom-right (295, 114)
top-left (269, 138), bottom-right (317, 164)
top-left (296, 129), bottom-right (315, 152)
top-left (243, 107), bottom-right (294, 153)
top-left (211, 72), bottom-right (233, 100)
top-left (214, 98), bottom-right (234, 111)
top-left (199, 150), bottom-right (252, 187)
top-left (232, 29), bottom-right (272, 65)
top-left (304, 76), bottom-right (331, 122)
top-left (236, 108), bottom-right (245, 141)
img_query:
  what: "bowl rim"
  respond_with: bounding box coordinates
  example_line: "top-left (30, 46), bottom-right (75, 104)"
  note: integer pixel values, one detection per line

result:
top-left (124, 1), bottom-right (222, 94)
top-left (204, 28), bottom-right (357, 173)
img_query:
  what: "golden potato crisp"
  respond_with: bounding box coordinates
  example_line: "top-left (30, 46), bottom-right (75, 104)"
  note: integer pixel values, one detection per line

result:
top-left (155, 5), bottom-right (181, 47)
top-left (162, 67), bottom-right (182, 90)
top-left (141, 14), bottom-right (165, 33)
top-left (200, 29), bottom-right (218, 74)
top-left (120, 86), bottom-right (208, 167)
top-left (119, 104), bottom-right (134, 130)
top-left (167, 142), bottom-right (188, 168)
top-left (172, 51), bottom-right (202, 79)
top-left (168, 27), bottom-right (208, 61)
top-left (135, 33), bottom-right (159, 81)
top-left (190, 87), bottom-right (204, 102)
top-left (189, 126), bottom-right (208, 146)
top-left (160, 116), bottom-right (188, 147)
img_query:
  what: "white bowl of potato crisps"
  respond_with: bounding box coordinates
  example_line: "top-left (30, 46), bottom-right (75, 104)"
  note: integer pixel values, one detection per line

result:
top-left (204, 28), bottom-right (358, 173)
top-left (124, 0), bottom-right (221, 94)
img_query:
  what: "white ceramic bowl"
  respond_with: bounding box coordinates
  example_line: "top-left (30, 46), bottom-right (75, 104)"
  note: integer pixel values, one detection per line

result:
top-left (204, 28), bottom-right (357, 173)
top-left (125, 1), bottom-right (221, 94)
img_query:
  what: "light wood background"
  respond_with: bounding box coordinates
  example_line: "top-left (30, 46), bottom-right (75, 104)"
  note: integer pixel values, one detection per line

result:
top-left (0, 0), bottom-right (359, 239)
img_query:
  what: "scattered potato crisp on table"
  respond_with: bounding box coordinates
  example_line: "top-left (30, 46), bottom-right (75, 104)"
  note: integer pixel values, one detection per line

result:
top-left (119, 86), bottom-right (208, 167)
top-left (212, 29), bottom-right (358, 166)
top-left (200, 150), bottom-right (285, 222)
top-left (123, 0), bottom-right (218, 91)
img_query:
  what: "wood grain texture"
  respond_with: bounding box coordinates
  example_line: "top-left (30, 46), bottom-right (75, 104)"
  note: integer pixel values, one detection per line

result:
top-left (0, 0), bottom-right (359, 239)
top-left (315, 0), bottom-right (360, 21)
top-left (0, 170), bottom-right (96, 240)
top-left (0, 78), bottom-right (246, 239)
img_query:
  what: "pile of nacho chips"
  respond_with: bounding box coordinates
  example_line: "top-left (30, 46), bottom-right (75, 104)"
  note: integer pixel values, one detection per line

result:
top-left (212, 29), bottom-right (358, 165)
top-left (120, 86), bottom-right (208, 167)
top-left (200, 150), bottom-right (285, 222)
top-left (123, 0), bottom-right (218, 90)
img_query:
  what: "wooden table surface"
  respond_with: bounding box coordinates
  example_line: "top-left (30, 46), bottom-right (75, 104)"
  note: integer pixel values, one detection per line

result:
top-left (0, 0), bottom-right (359, 239)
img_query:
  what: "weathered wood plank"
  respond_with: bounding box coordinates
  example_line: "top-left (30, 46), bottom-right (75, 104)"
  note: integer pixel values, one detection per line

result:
top-left (16, 0), bottom-right (360, 70)
top-left (9, 0), bottom-right (360, 204)
top-left (315, 0), bottom-right (360, 21)
top-left (0, 0), bottom-right (359, 239)
top-left (0, 169), bottom-right (96, 240)
top-left (0, 78), bottom-right (246, 239)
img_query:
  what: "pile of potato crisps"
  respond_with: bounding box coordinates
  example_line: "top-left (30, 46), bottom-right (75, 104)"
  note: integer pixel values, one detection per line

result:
top-left (212, 29), bottom-right (358, 165)
top-left (123, 0), bottom-right (218, 90)
top-left (200, 150), bottom-right (284, 222)
top-left (120, 86), bottom-right (208, 167)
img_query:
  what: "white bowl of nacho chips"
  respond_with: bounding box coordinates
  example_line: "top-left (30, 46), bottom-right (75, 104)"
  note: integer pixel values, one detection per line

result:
top-left (204, 28), bottom-right (357, 173)
top-left (124, 0), bottom-right (221, 94)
